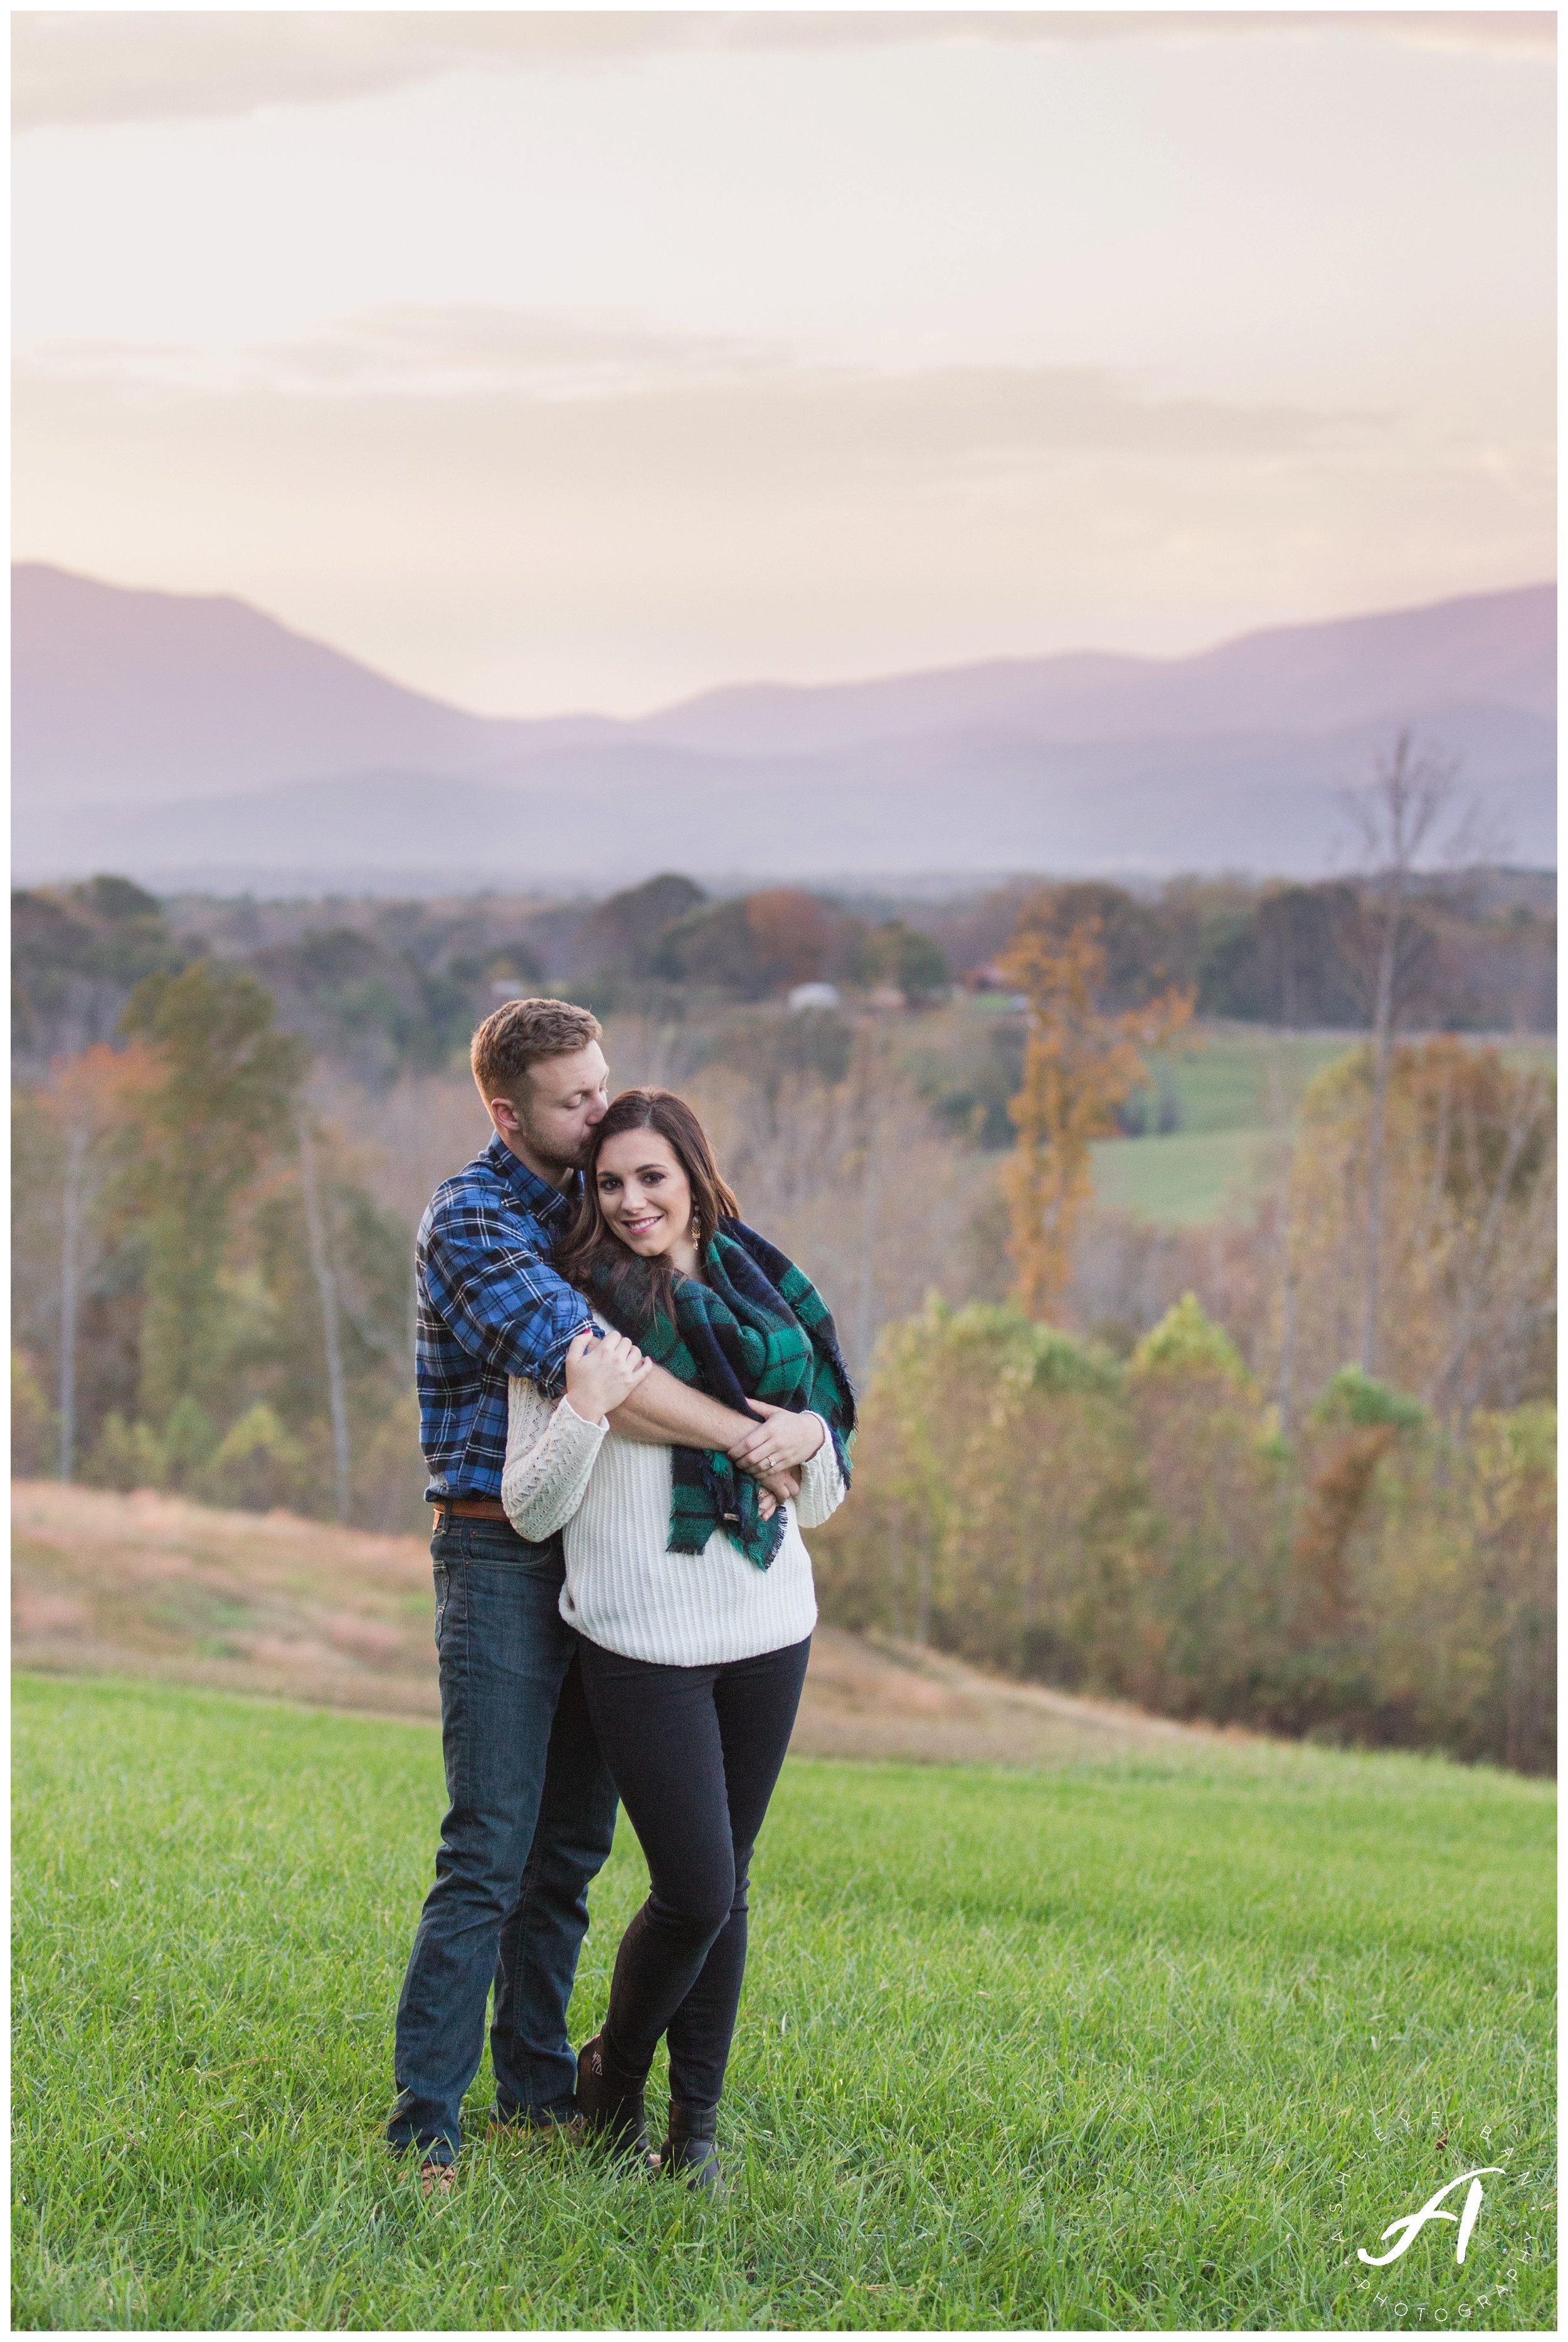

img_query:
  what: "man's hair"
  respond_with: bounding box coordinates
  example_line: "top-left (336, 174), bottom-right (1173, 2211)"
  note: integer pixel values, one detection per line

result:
top-left (470, 997), bottom-right (602, 1103)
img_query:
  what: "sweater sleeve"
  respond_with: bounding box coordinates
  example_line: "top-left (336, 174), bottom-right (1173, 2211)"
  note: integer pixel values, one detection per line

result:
top-left (501, 1378), bottom-right (608, 1542)
top-left (793, 1413), bottom-right (847, 1530)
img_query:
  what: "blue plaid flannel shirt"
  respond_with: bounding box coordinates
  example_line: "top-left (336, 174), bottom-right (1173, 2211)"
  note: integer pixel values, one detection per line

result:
top-left (416, 1133), bottom-right (594, 1503)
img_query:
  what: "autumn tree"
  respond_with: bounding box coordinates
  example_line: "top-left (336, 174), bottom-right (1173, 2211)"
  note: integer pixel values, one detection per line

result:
top-left (1340, 730), bottom-right (1465, 1371)
top-left (12, 875), bottom-right (183, 1070)
top-left (1278, 1039), bottom-right (1554, 1423)
top-left (999, 899), bottom-right (1193, 1319)
top-left (295, 1108), bottom-right (352, 1522)
top-left (656, 890), bottom-right (847, 996)
top-left (811, 1284), bottom-right (1554, 1769)
top-left (857, 920), bottom-right (951, 1006)
top-left (575, 872), bottom-right (707, 981)
top-left (45, 1042), bottom-right (159, 1477)
top-left (243, 1117), bottom-right (418, 1525)
top-left (119, 962), bottom-right (309, 1428)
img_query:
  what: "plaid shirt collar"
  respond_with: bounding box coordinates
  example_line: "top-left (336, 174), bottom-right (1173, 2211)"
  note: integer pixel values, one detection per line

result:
top-left (483, 1130), bottom-right (580, 1228)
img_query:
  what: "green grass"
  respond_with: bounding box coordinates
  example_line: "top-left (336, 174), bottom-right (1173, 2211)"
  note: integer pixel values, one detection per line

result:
top-left (1093, 1030), bottom-right (1557, 1226)
top-left (1091, 1029), bottom-right (1340, 1227)
top-left (1140, 1028), bottom-right (1554, 1144)
top-left (1146, 1029), bottom-right (1352, 1137)
top-left (1089, 1127), bottom-right (1269, 1227)
top-left (13, 1674), bottom-right (1555, 2331)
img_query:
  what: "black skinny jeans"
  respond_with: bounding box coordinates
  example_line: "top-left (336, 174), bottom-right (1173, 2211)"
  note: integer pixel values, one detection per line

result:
top-left (575, 1632), bottom-right (811, 2114)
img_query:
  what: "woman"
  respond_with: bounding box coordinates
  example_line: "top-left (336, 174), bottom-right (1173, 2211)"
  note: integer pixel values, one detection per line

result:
top-left (499, 1087), bottom-right (853, 2191)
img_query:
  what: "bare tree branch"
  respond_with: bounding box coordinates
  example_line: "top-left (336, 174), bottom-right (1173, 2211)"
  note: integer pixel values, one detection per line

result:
top-left (1338, 730), bottom-right (1466, 1373)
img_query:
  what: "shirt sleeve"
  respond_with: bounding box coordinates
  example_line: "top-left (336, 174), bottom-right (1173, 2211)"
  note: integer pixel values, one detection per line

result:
top-left (794, 1413), bottom-right (848, 1530)
top-left (421, 1194), bottom-right (592, 1400)
top-left (501, 1381), bottom-right (607, 1541)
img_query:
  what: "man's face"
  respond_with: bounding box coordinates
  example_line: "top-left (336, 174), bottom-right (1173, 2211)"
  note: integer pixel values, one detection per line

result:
top-left (490, 1041), bottom-right (610, 1178)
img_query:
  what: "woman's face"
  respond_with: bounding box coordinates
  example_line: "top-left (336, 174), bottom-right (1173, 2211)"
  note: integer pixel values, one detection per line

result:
top-left (593, 1127), bottom-right (695, 1262)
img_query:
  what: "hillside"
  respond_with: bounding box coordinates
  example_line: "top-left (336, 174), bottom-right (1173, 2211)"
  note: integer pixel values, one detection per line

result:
top-left (13, 1479), bottom-right (1229, 1767)
top-left (13, 565), bottom-right (1555, 887)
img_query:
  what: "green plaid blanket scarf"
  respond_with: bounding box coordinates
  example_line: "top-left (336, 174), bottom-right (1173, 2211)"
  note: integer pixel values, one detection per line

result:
top-left (586, 1218), bottom-right (855, 1568)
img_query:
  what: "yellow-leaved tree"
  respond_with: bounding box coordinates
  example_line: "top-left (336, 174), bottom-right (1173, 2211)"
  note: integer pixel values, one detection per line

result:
top-left (999, 899), bottom-right (1194, 1319)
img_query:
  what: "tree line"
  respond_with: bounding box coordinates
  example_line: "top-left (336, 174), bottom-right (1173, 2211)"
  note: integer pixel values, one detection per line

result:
top-left (13, 960), bottom-right (415, 1528)
top-left (810, 1296), bottom-right (1554, 1772)
top-left (11, 757), bottom-right (1557, 1767)
top-left (809, 751), bottom-right (1554, 1772)
top-left (14, 849), bottom-right (1552, 1089)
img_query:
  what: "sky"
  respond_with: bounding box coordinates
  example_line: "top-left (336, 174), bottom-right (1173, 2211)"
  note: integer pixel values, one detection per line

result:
top-left (12, 10), bottom-right (1557, 715)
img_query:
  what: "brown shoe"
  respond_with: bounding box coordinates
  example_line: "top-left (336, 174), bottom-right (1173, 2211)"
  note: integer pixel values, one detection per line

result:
top-left (420, 2159), bottom-right (455, 2198)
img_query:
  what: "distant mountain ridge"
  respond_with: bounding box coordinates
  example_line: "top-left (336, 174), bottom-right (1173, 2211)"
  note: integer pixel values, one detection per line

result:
top-left (637, 583), bottom-right (1555, 755)
top-left (13, 563), bottom-right (1555, 886)
top-left (12, 563), bottom-right (617, 809)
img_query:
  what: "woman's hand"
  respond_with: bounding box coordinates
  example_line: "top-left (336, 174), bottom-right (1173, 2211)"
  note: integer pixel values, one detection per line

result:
top-left (726, 1402), bottom-right (825, 1477)
top-left (563, 1328), bottom-right (652, 1426)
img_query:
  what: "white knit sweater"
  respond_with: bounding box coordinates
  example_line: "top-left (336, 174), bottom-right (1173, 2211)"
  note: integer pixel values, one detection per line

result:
top-left (500, 1375), bottom-right (845, 1666)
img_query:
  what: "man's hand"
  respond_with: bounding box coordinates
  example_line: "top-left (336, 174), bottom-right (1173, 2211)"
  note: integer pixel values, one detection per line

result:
top-left (563, 1328), bottom-right (652, 1426)
top-left (727, 1402), bottom-right (825, 1477)
top-left (607, 1365), bottom-right (807, 1509)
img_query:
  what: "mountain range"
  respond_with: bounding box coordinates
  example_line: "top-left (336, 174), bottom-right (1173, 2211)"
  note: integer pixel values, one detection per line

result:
top-left (13, 563), bottom-right (1555, 893)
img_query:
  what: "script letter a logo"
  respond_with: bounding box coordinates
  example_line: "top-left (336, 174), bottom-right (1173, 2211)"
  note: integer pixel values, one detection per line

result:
top-left (1358, 2168), bottom-right (1504, 2267)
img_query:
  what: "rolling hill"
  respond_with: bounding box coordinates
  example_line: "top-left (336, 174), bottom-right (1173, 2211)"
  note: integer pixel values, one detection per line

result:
top-left (13, 564), bottom-right (1555, 888)
top-left (12, 1479), bottom-right (1221, 1767)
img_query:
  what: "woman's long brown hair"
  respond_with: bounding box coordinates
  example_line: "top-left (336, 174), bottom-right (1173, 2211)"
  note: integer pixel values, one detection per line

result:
top-left (558, 1088), bottom-right (741, 1308)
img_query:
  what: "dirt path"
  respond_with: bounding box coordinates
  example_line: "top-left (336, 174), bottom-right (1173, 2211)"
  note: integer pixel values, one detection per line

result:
top-left (13, 1480), bottom-right (1232, 1766)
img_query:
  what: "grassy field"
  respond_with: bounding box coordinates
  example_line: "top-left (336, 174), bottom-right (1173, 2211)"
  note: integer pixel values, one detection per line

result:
top-left (1089, 1127), bottom-right (1269, 1227)
top-left (14, 1675), bottom-right (1554, 2331)
top-left (1089, 1027), bottom-right (1556, 1227)
top-left (1087, 1027), bottom-right (1341, 1227)
top-left (1142, 1028), bottom-right (1351, 1136)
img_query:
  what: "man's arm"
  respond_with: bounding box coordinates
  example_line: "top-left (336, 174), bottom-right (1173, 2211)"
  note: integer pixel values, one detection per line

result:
top-left (423, 1191), bottom-right (803, 1481)
top-left (422, 1200), bottom-right (590, 1398)
top-left (608, 1362), bottom-right (758, 1451)
top-left (607, 1363), bottom-right (814, 1499)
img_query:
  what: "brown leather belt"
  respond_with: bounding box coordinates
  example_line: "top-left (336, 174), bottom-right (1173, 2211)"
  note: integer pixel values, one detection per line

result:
top-left (432, 1497), bottom-right (511, 1524)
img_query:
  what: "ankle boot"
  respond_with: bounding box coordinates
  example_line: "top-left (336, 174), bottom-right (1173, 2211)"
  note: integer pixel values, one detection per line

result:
top-left (575, 2034), bottom-right (652, 2166)
top-left (659, 2101), bottom-right (724, 2194)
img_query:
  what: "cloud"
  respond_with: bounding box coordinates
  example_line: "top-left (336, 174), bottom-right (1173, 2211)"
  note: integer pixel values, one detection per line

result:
top-left (19, 309), bottom-right (1376, 465)
top-left (14, 10), bottom-right (1553, 133)
top-left (20, 312), bottom-right (776, 402)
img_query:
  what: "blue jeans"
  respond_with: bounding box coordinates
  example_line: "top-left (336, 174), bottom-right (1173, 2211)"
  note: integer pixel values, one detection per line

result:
top-left (388, 1517), bottom-right (619, 2164)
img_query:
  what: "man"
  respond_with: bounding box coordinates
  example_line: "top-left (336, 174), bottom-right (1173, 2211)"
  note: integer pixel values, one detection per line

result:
top-left (389, 997), bottom-right (822, 2184)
